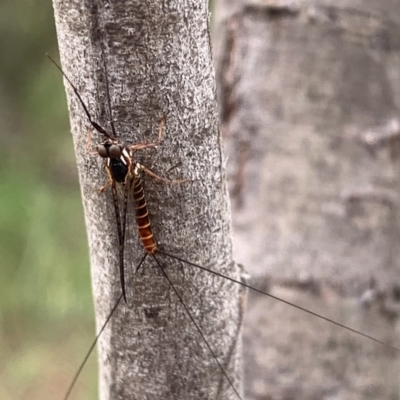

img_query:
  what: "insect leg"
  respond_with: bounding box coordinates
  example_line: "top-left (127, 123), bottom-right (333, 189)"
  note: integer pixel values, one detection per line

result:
top-left (109, 179), bottom-right (130, 304)
top-left (152, 254), bottom-right (243, 400)
top-left (63, 253), bottom-right (148, 400)
top-left (129, 116), bottom-right (166, 153)
top-left (85, 131), bottom-right (98, 155)
top-left (63, 295), bottom-right (122, 400)
top-left (99, 164), bottom-right (115, 193)
top-left (137, 163), bottom-right (191, 185)
top-left (158, 250), bottom-right (400, 353)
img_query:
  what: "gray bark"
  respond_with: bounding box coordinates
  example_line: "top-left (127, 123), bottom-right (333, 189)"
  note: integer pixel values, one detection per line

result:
top-left (213, 0), bottom-right (400, 399)
top-left (51, 1), bottom-right (242, 399)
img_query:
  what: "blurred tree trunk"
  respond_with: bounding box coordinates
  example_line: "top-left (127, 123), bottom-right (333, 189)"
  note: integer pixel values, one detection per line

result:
top-left (213, 0), bottom-right (400, 399)
top-left (52, 0), bottom-right (242, 399)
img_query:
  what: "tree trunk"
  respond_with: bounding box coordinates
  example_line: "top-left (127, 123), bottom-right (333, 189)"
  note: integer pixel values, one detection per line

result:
top-left (51, 1), bottom-right (242, 399)
top-left (213, 0), bottom-right (400, 399)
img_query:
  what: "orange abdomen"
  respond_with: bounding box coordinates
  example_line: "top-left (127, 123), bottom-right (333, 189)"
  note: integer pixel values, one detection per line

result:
top-left (132, 175), bottom-right (157, 254)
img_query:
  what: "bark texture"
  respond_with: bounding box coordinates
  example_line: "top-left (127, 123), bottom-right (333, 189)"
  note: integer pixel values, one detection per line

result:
top-left (213, 0), bottom-right (400, 399)
top-left (52, 1), bottom-right (242, 399)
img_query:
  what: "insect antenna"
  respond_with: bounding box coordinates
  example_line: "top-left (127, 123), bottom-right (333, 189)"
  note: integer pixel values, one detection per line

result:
top-left (46, 54), bottom-right (115, 140)
top-left (63, 253), bottom-right (148, 400)
top-left (157, 250), bottom-right (400, 354)
top-left (151, 253), bottom-right (243, 400)
top-left (101, 50), bottom-right (117, 138)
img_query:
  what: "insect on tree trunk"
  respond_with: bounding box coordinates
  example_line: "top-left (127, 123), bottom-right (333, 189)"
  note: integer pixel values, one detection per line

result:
top-left (213, 0), bottom-right (400, 399)
top-left (52, 0), bottom-right (243, 399)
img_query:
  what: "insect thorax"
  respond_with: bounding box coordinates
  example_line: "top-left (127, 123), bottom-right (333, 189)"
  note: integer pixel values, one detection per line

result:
top-left (109, 157), bottom-right (129, 183)
top-left (97, 140), bottom-right (130, 184)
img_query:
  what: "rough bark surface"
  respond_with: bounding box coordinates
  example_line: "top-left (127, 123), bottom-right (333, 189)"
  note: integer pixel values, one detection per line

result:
top-left (52, 1), bottom-right (242, 399)
top-left (213, 0), bottom-right (400, 399)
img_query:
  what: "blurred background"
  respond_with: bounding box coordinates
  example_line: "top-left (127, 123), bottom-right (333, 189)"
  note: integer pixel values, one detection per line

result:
top-left (0, 1), bottom-right (96, 399)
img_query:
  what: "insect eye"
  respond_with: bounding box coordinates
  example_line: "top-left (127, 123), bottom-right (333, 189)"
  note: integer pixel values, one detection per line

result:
top-left (97, 145), bottom-right (108, 158)
top-left (108, 144), bottom-right (122, 158)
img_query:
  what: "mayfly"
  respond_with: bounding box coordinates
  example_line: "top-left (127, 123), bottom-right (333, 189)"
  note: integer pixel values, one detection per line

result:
top-left (48, 55), bottom-right (400, 400)
top-left (47, 55), bottom-right (185, 302)
top-left (47, 54), bottom-right (243, 400)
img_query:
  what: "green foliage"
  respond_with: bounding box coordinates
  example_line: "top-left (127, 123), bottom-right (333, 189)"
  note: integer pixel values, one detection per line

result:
top-left (0, 1), bottom-right (97, 399)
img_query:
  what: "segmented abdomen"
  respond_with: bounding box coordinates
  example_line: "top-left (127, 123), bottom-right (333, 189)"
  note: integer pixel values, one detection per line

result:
top-left (132, 174), bottom-right (157, 254)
